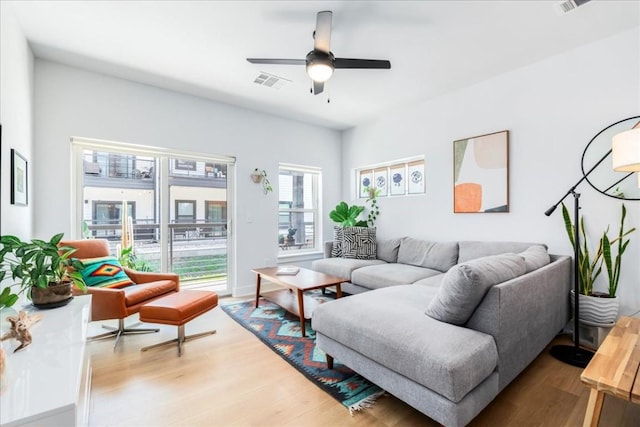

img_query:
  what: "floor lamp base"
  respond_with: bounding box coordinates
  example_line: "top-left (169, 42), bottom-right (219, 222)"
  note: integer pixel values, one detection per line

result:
top-left (550, 344), bottom-right (594, 368)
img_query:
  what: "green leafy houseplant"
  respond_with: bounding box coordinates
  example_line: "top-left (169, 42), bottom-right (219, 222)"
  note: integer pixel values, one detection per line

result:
top-left (601, 204), bottom-right (635, 297)
top-left (364, 186), bottom-right (381, 227)
top-left (561, 203), bottom-right (635, 297)
top-left (329, 201), bottom-right (367, 227)
top-left (118, 245), bottom-right (152, 272)
top-left (0, 233), bottom-right (87, 308)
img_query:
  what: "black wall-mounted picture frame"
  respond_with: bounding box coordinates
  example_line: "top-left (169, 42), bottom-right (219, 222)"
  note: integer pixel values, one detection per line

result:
top-left (11, 148), bottom-right (28, 206)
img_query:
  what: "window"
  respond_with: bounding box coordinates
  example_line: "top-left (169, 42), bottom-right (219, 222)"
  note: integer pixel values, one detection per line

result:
top-left (92, 201), bottom-right (135, 239)
top-left (205, 201), bottom-right (227, 237)
top-left (278, 164), bottom-right (321, 253)
top-left (72, 138), bottom-right (235, 295)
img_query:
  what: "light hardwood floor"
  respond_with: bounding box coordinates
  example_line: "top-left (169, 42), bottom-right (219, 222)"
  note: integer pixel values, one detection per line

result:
top-left (87, 300), bottom-right (640, 427)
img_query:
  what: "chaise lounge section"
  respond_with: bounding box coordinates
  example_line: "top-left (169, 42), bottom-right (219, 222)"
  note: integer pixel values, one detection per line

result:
top-left (311, 237), bottom-right (571, 426)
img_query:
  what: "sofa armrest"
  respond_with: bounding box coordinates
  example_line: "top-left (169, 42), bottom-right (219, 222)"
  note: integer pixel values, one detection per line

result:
top-left (466, 254), bottom-right (571, 390)
top-left (323, 241), bottom-right (334, 258)
top-left (124, 267), bottom-right (180, 290)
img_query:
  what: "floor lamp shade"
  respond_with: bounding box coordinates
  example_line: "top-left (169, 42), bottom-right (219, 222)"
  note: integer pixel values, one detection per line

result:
top-left (612, 128), bottom-right (640, 172)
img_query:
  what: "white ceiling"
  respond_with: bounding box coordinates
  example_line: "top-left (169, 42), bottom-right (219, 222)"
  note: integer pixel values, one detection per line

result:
top-left (8, 0), bottom-right (640, 130)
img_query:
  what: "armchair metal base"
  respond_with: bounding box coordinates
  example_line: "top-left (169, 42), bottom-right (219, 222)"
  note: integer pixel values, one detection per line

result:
top-left (141, 325), bottom-right (216, 356)
top-left (90, 319), bottom-right (160, 351)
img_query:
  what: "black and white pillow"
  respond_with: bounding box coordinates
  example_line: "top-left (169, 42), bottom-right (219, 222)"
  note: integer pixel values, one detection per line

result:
top-left (331, 226), bottom-right (344, 257)
top-left (342, 227), bottom-right (377, 260)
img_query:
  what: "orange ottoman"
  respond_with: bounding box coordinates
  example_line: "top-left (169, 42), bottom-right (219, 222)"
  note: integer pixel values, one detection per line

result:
top-left (139, 290), bottom-right (218, 356)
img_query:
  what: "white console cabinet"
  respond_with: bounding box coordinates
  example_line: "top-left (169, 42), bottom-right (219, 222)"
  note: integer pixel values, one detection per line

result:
top-left (1, 295), bottom-right (92, 426)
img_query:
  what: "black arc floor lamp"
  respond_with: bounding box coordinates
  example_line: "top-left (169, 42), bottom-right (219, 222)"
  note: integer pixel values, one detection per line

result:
top-left (545, 115), bottom-right (640, 369)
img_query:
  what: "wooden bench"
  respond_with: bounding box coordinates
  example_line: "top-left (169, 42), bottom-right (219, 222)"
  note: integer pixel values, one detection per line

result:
top-left (580, 316), bottom-right (640, 426)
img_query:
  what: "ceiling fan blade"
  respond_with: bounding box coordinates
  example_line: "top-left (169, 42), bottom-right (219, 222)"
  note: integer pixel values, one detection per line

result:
top-left (334, 58), bottom-right (391, 69)
top-left (246, 58), bottom-right (305, 65)
top-left (313, 80), bottom-right (324, 95)
top-left (314, 11), bottom-right (332, 53)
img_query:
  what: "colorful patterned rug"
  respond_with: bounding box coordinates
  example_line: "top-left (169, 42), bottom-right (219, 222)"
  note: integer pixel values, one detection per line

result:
top-left (220, 292), bottom-right (384, 413)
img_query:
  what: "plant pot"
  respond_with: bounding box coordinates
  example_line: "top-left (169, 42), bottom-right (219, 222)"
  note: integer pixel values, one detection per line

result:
top-left (571, 290), bottom-right (619, 324)
top-left (30, 282), bottom-right (73, 309)
top-left (250, 172), bottom-right (264, 184)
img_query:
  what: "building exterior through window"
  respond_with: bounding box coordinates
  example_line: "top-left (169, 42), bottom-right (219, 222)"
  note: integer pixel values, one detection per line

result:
top-left (76, 141), bottom-right (233, 294)
top-left (278, 164), bottom-right (321, 253)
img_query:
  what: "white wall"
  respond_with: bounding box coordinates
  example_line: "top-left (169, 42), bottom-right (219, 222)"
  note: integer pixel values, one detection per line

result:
top-left (33, 61), bottom-right (342, 296)
top-left (0, 2), bottom-right (34, 239)
top-left (342, 28), bottom-right (640, 316)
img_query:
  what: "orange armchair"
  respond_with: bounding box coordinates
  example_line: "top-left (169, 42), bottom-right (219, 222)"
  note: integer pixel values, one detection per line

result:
top-left (61, 239), bottom-right (179, 348)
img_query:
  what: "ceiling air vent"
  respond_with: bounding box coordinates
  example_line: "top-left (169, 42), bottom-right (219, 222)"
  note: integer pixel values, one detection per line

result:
top-left (253, 72), bottom-right (291, 90)
top-left (553, 0), bottom-right (591, 15)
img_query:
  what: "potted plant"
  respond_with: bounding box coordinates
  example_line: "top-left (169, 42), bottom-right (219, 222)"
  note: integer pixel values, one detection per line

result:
top-left (0, 233), bottom-right (87, 309)
top-left (285, 227), bottom-right (297, 245)
top-left (329, 201), bottom-right (368, 227)
top-left (251, 168), bottom-right (273, 194)
top-left (562, 203), bottom-right (635, 323)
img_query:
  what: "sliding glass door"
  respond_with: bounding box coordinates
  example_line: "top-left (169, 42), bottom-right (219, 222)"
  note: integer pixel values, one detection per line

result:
top-left (72, 140), bottom-right (234, 294)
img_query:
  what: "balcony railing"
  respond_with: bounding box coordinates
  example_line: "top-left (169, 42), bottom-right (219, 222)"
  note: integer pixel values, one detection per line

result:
top-left (85, 220), bottom-right (227, 284)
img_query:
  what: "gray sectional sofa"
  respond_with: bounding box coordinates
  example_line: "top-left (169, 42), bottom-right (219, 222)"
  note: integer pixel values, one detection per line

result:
top-left (311, 237), bottom-right (571, 427)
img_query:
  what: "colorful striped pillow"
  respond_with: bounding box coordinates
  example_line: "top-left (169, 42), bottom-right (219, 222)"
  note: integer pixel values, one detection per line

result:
top-left (78, 256), bottom-right (134, 289)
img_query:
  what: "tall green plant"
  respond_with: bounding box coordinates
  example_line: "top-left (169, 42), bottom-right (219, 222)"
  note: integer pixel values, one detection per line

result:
top-left (561, 203), bottom-right (636, 297)
top-left (601, 204), bottom-right (635, 297)
top-left (561, 203), bottom-right (603, 296)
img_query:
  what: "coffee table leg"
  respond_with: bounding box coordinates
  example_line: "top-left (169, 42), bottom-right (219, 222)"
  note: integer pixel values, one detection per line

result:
top-left (336, 283), bottom-right (342, 298)
top-left (255, 274), bottom-right (262, 308)
top-left (297, 289), bottom-right (306, 337)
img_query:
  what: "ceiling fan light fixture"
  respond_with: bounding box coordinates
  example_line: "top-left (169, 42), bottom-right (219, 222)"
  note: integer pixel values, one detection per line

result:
top-left (307, 62), bottom-right (334, 82)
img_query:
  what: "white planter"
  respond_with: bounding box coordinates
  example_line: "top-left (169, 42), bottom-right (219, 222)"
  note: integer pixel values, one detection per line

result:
top-left (571, 290), bottom-right (619, 325)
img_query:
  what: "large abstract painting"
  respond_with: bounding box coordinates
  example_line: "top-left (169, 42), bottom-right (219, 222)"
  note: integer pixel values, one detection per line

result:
top-left (453, 130), bottom-right (509, 213)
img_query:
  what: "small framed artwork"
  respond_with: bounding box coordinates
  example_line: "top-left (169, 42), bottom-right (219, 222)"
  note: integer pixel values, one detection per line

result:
top-left (359, 170), bottom-right (373, 198)
top-left (11, 148), bottom-right (28, 206)
top-left (373, 167), bottom-right (388, 196)
top-left (408, 159), bottom-right (425, 194)
top-left (390, 163), bottom-right (405, 196)
top-left (453, 130), bottom-right (509, 213)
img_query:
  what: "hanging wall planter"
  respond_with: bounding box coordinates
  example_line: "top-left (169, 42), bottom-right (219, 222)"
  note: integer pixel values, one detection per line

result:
top-left (251, 169), bottom-right (272, 194)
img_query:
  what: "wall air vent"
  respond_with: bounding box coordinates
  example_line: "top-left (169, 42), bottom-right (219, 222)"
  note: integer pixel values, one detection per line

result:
top-left (253, 72), bottom-right (291, 90)
top-left (553, 0), bottom-right (591, 15)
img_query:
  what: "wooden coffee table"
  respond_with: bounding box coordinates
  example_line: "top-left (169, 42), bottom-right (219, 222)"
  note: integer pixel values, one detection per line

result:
top-left (252, 267), bottom-right (347, 337)
top-left (580, 316), bottom-right (640, 426)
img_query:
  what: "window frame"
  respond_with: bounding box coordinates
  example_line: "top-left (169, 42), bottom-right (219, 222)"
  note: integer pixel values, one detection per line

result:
top-left (278, 163), bottom-right (322, 255)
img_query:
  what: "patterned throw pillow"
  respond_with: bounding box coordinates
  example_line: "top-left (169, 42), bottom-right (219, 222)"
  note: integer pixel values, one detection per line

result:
top-left (342, 227), bottom-right (377, 260)
top-left (331, 226), bottom-right (344, 257)
top-left (78, 256), bottom-right (135, 289)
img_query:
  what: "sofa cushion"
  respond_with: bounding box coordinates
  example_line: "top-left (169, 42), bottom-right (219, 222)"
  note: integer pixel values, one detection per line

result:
top-left (425, 253), bottom-right (526, 325)
top-left (376, 238), bottom-right (401, 263)
top-left (331, 226), bottom-right (343, 257)
top-left (457, 241), bottom-right (546, 263)
top-left (77, 256), bottom-right (134, 289)
top-left (311, 257), bottom-right (386, 280)
top-left (519, 245), bottom-right (550, 273)
top-left (413, 274), bottom-right (445, 289)
top-left (397, 237), bottom-right (459, 272)
top-left (312, 285), bottom-right (499, 403)
top-left (342, 227), bottom-right (377, 260)
top-left (351, 263), bottom-right (441, 290)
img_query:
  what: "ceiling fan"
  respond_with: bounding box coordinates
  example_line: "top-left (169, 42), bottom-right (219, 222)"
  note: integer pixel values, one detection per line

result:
top-left (247, 11), bottom-right (391, 95)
